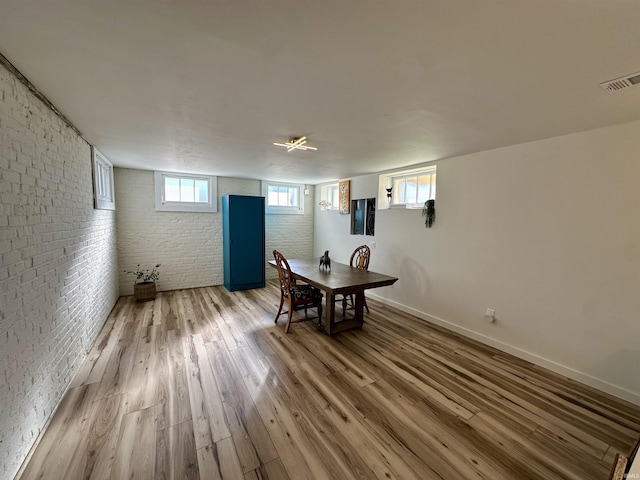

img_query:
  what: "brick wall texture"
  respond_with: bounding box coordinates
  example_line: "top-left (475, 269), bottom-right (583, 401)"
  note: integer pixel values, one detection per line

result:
top-left (0, 64), bottom-right (119, 479)
top-left (115, 169), bottom-right (315, 294)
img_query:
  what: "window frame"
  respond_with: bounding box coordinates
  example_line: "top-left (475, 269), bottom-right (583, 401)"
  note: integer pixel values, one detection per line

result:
top-left (319, 183), bottom-right (339, 211)
top-left (92, 147), bottom-right (115, 210)
top-left (261, 181), bottom-right (305, 215)
top-left (154, 171), bottom-right (217, 213)
top-left (380, 165), bottom-right (436, 210)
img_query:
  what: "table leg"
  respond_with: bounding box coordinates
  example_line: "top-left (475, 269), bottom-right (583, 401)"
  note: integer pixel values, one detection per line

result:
top-left (353, 291), bottom-right (365, 327)
top-left (324, 292), bottom-right (336, 335)
top-left (320, 290), bottom-right (366, 335)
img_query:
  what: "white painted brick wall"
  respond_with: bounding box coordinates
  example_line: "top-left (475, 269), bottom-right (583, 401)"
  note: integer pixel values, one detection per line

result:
top-left (264, 189), bottom-right (315, 277)
top-left (0, 64), bottom-right (119, 479)
top-left (115, 169), bottom-right (314, 293)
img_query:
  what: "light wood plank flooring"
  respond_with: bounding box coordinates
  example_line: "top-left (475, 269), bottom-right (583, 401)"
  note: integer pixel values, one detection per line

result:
top-left (19, 281), bottom-right (640, 479)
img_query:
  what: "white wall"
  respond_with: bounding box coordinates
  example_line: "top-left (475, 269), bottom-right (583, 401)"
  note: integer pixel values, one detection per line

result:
top-left (115, 169), bottom-right (314, 294)
top-left (315, 120), bottom-right (640, 405)
top-left (0, 65), bottom-right (119, 479)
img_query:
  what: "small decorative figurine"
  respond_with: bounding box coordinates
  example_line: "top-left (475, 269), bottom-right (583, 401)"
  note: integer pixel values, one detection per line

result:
top-left (319, 250), bottom-right (331, 270)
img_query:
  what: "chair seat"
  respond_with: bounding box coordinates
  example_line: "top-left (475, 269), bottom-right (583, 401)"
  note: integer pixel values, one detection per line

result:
top-left (291, 285), bottom-right (321, 301)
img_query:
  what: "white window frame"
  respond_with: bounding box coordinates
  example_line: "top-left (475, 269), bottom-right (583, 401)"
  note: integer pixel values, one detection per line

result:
top-left (319, 183), bottom-right (339, 211)
top-left (261, 181), bottom-right (305, 215)
top-left (154, 171), bottom-right (217, 213)
top-left (379, 165), bottom-right (436, 210)
top-left (92, 147), bottom-right (115, 210)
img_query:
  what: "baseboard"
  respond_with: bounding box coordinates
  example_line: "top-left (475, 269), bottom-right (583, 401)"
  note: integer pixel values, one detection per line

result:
top-left (367, 292), bottom-right (640, 407)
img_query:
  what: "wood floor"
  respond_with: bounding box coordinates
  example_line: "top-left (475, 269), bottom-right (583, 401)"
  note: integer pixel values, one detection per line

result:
top-left (18, 281), bottom-right (640, 480)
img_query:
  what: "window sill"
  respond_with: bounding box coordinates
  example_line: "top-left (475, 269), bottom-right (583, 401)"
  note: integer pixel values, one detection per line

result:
top-left (265, 206), bottom-right (304, 215)
top-left (155, 202), bottom-right (216, 213)
top-left (389, 203), bottom-right (423, 210)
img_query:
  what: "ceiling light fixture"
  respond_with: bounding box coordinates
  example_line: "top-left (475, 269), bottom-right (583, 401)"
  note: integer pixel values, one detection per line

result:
top-left (273, 136), bottom-right (318, 152)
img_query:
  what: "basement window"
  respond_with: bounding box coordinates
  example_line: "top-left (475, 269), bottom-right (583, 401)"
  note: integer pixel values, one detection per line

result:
top-left (261, 181), bottom-right (305, 215)
top-left (154, 171), bottom-right (217, 212)
top-left (379, 165), bottom-right (436, 209)
top-left (319, 183), bottom-right (339, 210)
top-left (92, 147), bottom-right (115, 210)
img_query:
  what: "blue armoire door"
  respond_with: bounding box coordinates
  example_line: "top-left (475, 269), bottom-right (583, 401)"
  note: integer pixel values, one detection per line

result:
top-left (222, 195), bottom-right (265, 291)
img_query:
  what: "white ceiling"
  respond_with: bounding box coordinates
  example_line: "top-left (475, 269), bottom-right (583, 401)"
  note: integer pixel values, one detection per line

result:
top-left (1, 1), bottom-right (640, 185)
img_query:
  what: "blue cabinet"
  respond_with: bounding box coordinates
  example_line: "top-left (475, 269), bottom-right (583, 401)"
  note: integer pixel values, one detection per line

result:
top-left (222, 195), bottom-right (265, 291)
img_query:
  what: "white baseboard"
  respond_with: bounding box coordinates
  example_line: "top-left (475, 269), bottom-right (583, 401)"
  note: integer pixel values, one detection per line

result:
top-left (367, 292), bottom-right (640, 407)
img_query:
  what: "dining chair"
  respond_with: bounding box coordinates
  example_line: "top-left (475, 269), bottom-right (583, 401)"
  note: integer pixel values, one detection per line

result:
top-left (608, 435), bottom-right (640, 480)
top-left (273, 250), bottom-right (323, 333)
top-left (338, 245), bottom-right (371, 317)
top-left (607, 454), bottom-right (627, 480)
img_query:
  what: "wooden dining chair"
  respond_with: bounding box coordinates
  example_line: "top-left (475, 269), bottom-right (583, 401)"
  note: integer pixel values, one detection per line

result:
top-left (273, 250), bottom-right (323, 333)
top-left (608, 454), bottom-right (627, 480)
top-left (608, 435), bottom-right (640, 480)
top-left (338, 245), bottom-right (371, 317)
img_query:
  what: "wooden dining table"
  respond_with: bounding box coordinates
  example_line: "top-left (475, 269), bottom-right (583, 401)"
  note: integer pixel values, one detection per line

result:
top-left (268, 257), bottom-right (398, 335)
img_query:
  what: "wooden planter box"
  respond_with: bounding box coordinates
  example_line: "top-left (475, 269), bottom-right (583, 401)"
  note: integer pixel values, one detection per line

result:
top-left (134, 281), bottom-right (156, 302)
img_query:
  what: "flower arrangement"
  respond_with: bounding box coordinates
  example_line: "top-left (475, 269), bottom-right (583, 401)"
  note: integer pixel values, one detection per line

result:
top-left (125, 264), bottom-right (161, 284)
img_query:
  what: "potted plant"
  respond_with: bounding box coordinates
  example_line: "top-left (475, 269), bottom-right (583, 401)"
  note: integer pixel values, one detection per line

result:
top-left (125, 264), bottom-right (161, 302)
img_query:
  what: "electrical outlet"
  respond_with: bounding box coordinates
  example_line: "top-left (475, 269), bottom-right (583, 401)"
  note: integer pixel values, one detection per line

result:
top-left (485, 308), bottom-right (496, 323)
top-left (370, 241), bottom-right (376, 249)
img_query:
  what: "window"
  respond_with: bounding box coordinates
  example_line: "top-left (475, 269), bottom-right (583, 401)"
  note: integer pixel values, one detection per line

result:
top-left (319, 183), bottom-right (339, 210)
top-left (154, 171), bottom-right (217, 212)
top-left (379, 165), bottom-right (436, 209)
top-left (92, 147), bottom-right (115, 210)
top-left (261, 181), bottom-right (305, 215)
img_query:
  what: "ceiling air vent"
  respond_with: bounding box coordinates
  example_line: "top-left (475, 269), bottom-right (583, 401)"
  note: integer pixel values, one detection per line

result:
top-left (599, 71), bottom-right (640, 92)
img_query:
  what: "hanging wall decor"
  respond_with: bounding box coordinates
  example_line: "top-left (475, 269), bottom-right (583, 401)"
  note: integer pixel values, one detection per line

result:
top-left (422, 199), bottom-right (435, 228)
top-left (339, 180), bottom-right (350, 214)
top-left (350, 199), bottom-right (365, 234)
top-left (350, 198), bottom-right (376, 236)
top-left (366, 198), bottom-right (376, 236)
